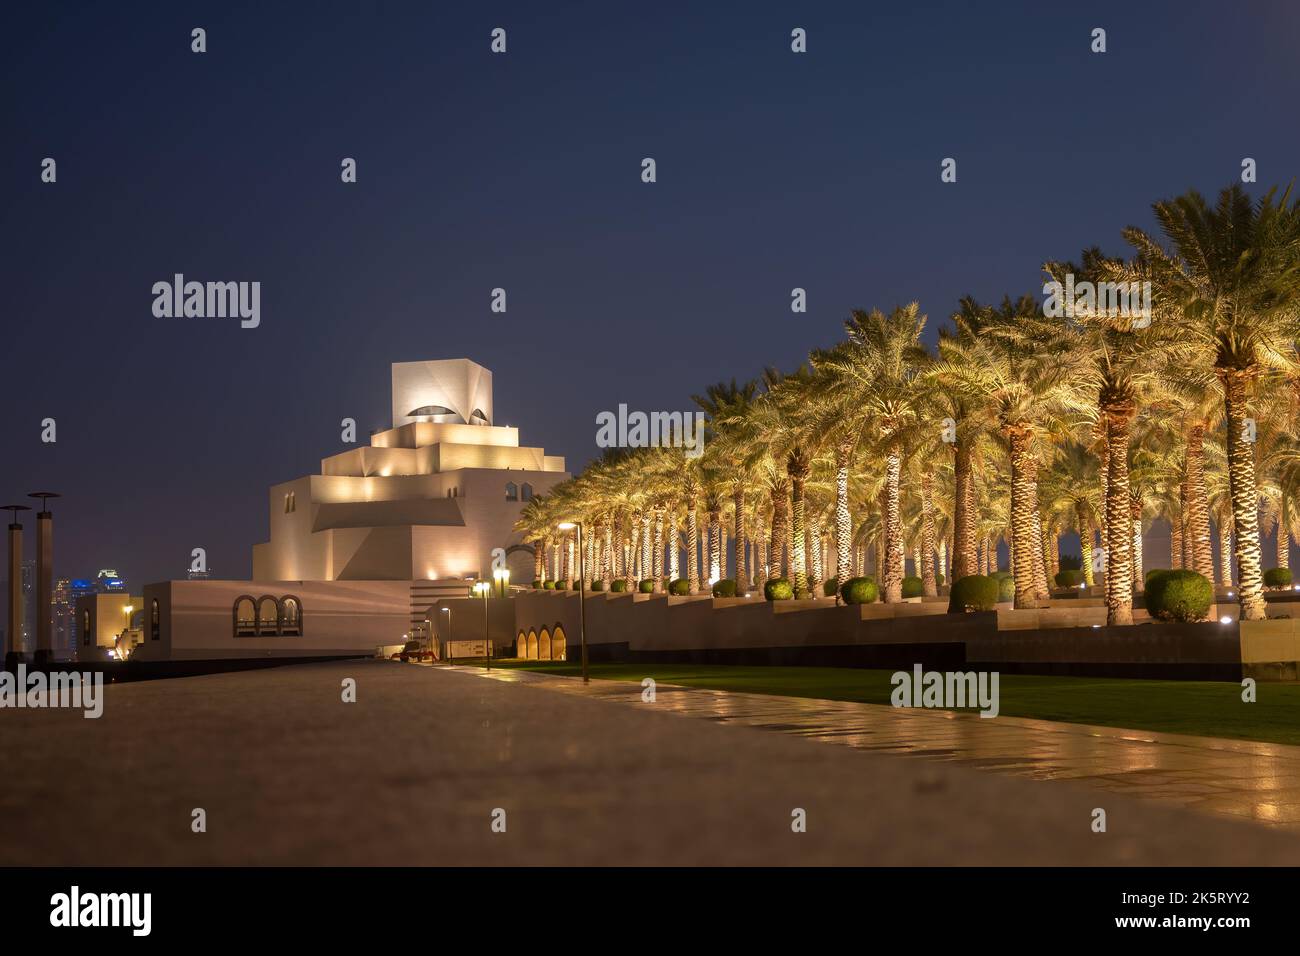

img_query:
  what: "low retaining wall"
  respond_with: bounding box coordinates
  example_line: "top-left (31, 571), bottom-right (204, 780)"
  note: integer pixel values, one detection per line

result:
top-left (512, 592), bottom-right (1300, 680)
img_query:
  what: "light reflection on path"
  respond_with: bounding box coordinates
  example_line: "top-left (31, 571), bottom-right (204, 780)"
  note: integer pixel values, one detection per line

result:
top-left (458, 666), bottom-right (1300, 831)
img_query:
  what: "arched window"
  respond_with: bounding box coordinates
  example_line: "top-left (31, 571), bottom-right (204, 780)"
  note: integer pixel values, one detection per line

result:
top-left (521, 483), bottom-right (533, 501)
top-left (505, 482), bottom-right (518, 502)
top-left (150, 599), bottom-right (160, 641)
top-left (233, 596), bottom-right (257, 637)
top-left (279, 595), bottom-right (303, 636)
top-left (256, 595), bottom-right (280, 636)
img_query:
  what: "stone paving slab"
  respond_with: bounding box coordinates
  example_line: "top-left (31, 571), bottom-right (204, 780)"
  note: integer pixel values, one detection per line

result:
top-left (1, 660), bottom-right (1297, 865)
top-left (466, 666), bottom-right (1300, 833)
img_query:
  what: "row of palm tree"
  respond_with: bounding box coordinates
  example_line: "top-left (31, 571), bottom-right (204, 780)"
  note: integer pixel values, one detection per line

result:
top-left (516, 184), bottom-right (1300, 625)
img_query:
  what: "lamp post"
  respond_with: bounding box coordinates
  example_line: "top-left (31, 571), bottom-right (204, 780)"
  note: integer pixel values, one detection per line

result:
top-left (28, 492), bottom-right (59, 666)
top-left (424, 617), bottom-right (432, 662)
top-left (3, 504), bottom-right (31, 669)
top-left (474, 580), bottom-right (492, 670)
top-left (441, 607), bottom-right (452, 665)
top-left (558, 521), bottom-right (588, 683)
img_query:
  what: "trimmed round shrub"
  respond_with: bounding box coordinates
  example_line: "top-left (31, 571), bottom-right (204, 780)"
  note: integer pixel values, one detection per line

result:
top-left (590, 579), bottom-right (605, 591)
top-left (987, 573), bottom-right (1014, 602)
top-left (1145, 569), bottom-right (1213, 623)
top-left (1055, 569), bottom-right (1085, 588)
top-left (532, 579), bottom-right (542, 589)
top-left (901, 575), bottom-right (924, 598)
top-left (935, 572), bottom-right (945, 587)
top-left (840, 576), bottom-right (879, 605)
top-left (610, 579), bottom-right (628, 593)
top-left (795, 587), bottom-right (812, 599)
top-left (1145, 567), bottom-right (1169, 582)
top-left (764, 577), bottom-right (794, 601)
top-left (553, 580), bottom-right (568, 591)
top-left (1264, 567), bottom-right (1294, 589)
top-left (638, 578), bottom-right (656, 593)
top-left (543, 580), bottom-right (556, 590)
top-left (573, 579), bottom-right (584, 590)
top-left (712, 578), bottom-right (737, 597)
top-left (949, 574), bottom-right (1000, 612)
top-left (668, 578), bottom-right (690, 596)
top-left (822, 577), bottom-right (839, 597)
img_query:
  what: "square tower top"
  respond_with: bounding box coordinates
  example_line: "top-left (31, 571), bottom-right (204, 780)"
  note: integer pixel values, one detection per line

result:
top-left (391, 359), bottom-right (493, 428)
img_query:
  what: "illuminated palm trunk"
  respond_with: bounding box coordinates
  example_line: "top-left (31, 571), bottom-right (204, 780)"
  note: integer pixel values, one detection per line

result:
top-left (1185, 425), bottom-right (1214, 578)
top-left (834, 439), bottom-right (853, 598)
top-left (921, 471), bottom-right (938, 597)
top-left (732, 483), bottom-right (747, 586)
top-left (883, 449), bottom-right (904, 603)
top-left (1221, 370), bottom-right (1266, 619)
top-left (652, 510), bottom-right (664, 591)
top-left (1170, 516), bottom-right (1183, 570)
top-left (686, 503), bottom-right (700, 594)
top-left (1218, 520), bottom-right (1233, 587)
top-left (603, 525), bottom-right (613, 588)
top-left (1007, 427), bottom-right (1041, 609)
top-left (951, 434), bottom-right (977, 579)
top-left (1277, 504), bottom-right (1291, 570)
top-left (1131, 496), bottom-right (1144, 593)
top-left (1079, 518), bottom-right (1094, 587)
top-left (788, 450), bottom-right (810, 595)
top-left (535, 539), bottom-right (546, 583)
top-left (1102, 401), bottom-right (1135, 626)
top-left (1034, 509), bottom-right (1050, 596)
top-left (809, 521), bottom-right (824, 592)
top-left (769, 480), bottom-right (790, 580)
top-left (937, 538), bottom-right (948, 586)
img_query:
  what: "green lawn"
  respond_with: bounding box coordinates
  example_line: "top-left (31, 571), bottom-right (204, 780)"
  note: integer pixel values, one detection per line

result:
top-left (485, 659), bottom-right (1300, 746)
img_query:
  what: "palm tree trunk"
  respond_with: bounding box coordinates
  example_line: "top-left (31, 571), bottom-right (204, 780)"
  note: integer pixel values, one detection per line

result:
top-left (1007, 427), bottom-right (1041, 609)
top-left (769, 481), bottom-right (790, 580)
top-left (732, 483), bottom-right (746, 586)
top-left (810, 521), bottom-right (824, 593)
top-left (883, 449), bottom-right (904, 602)
top-left (1131, 496), bottom-right (1144, 593)
top-left (1218, 519), bottom-right (1233, 587)
top-left (952, 434), bottom-right (977, 579)
top-left (1185, 424), bottom-right (1214, 579)
top-left (1170, 515), bottom-right (1183, 570)
top-left (921, 471), bottom-right (938, 597)
top-left (1277, 504), bottom-right (1290, 570)
top-left (1034, 508), bottom-right (1050, 596)
top-left (790, 474), bottom-right (809, 596)
top-left (834, 438), bottom-right (853, 600)
top-left (1102, 403), bottom-right (1135, 625)
top-left (652, 509), bottom-right (664, 591)
top-left (1221, 370), bottom-right (1267, 619)
top-left (1079, 519), bottom-right (1094, 587)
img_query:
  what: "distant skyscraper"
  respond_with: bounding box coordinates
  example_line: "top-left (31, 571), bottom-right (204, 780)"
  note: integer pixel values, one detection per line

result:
top-left (96, 569), bottom-right (126, 592)
top-left (52, 577), bottom-right (76, 658)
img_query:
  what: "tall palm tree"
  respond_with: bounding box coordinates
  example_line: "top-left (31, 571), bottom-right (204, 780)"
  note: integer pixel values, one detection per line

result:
top-left (814, 304), bottom-right (932, 602)
top-left (1121, 184), bottom-right (1300, 620)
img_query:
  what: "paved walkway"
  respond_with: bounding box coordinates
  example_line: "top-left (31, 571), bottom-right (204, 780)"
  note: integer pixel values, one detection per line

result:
top-left (4, 660), bottom-right (1297, 865)
top-left (464, 665), bottom-right (1300, 832)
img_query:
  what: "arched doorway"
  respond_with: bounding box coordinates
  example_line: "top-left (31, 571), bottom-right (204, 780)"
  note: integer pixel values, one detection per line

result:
top-left (516, 631), bottom-right (527, 658)
top-left (552, 624), bottom-right (567, 661)
top-left (526, 629), bottom-right (538, 660)
top-left (538, 627), bottom-right (552, 661)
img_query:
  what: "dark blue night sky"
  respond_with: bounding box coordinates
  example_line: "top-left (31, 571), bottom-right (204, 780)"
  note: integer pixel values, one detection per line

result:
top-left (4, 0), bottom-right (1297, 586)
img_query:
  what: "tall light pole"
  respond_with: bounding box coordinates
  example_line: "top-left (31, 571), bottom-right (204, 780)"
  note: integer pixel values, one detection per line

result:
top-left (558, 521), bottom-right (588, 682)
top-left (441, 606), bottom-right (452, 665)
top-left (473, 580), bottom-right (491, 670)
top-left (3, 504), bottom-right (31, 669)
top-left (28, 492), bottom-right (59, 666)
top-left (424, 616), bottom-right (432, 662)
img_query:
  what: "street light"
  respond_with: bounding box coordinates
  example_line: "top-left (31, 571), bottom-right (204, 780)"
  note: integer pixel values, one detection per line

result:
top-left (494, 566), bottom-right (510, 598)
top-left (473, 580), bottom-right (492, 670)
top-left (424, 617), bottom-right (432, 661)
top-left (441, 606), bottom-right (453, 666)
top-left (558, 521), bottom-right (588, 683)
